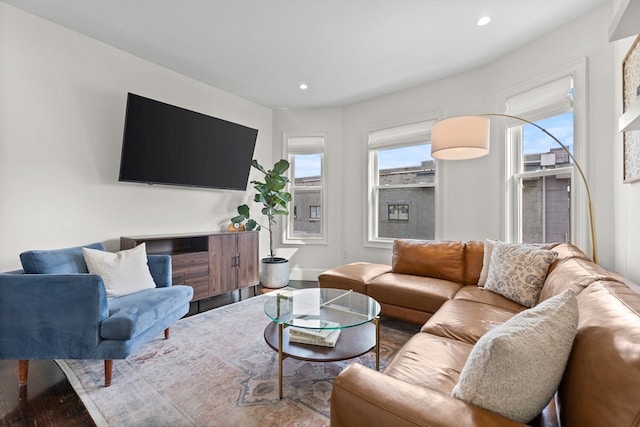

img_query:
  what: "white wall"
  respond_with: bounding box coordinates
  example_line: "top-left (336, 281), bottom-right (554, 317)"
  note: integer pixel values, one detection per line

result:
top-left (479, 2), bottom-right (616, 269)
top-left (272, 108), bottom-right (343, 279)
top-left (341, 73), bottom-right (490, 266)
top-left (0, 4), bottom-right (273, 270)
top-left (613, 34), bottom-right (640, 284)
top-left (274, 1), bottom-right (619, 276)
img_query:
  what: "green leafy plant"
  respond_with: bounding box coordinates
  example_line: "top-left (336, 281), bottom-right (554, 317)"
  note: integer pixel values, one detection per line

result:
top-left (232, 159), bottom-right (292, 259)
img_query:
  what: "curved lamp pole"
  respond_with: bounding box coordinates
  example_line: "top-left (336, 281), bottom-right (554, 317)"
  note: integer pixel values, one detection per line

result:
top-left (431, 113), bottom-right (598, 264)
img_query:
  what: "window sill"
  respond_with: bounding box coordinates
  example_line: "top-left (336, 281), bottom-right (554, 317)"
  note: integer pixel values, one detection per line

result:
top-left (364, 238), bottom-right (394, 249)
top-left (283, 236), bottom-right (328, 245)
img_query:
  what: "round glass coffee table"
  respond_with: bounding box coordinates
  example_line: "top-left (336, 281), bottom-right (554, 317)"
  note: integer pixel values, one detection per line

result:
top-left (263, 288), bottom-right (381, 398)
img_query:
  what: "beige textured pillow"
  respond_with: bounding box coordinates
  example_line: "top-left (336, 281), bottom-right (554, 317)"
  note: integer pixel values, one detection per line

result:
top-left (451, 291), bottom-right (578, 423)
top-left (484, 242), bottom-right (557, 307)
top-left (83, 243), bottom-right (156, 298)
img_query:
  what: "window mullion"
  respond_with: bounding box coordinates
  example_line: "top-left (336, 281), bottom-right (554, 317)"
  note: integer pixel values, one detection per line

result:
top-left (513, 166), bottom-right (574, 180)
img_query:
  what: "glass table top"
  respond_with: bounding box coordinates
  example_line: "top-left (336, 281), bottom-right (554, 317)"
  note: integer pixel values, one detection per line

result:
top-left (264, 288), bottom-right (380, 330)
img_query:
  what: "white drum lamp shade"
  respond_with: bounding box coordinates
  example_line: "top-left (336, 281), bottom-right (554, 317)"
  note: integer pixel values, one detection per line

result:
top-left (431, 115), bottom-right (490, 160)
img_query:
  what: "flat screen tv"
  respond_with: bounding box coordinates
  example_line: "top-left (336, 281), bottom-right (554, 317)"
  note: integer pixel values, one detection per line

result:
top-left (119, 93), bottom-right (258, 191)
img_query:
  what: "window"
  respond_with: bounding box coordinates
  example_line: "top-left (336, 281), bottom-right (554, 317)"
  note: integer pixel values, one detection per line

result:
top-left (367, 119), bottom-right (437, 244)
top-left (518, 113), bottom-right (574, 243)
top-left (503, 70), bottom-right (585, 246)
top-left (283, 134), bottom-right (327, 244)
top-left (388, 204), bottom-right (409, 221)
top-left (310, 206), bottom-right (320, 220)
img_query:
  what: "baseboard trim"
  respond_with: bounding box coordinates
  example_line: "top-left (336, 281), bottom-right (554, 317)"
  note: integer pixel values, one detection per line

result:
top-left (288, 267), bottom-right (326, 282)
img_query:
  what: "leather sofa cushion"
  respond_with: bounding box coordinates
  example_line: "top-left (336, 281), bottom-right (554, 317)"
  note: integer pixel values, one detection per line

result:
top-left (463, 241), bottom-right (484, 286)
top-left (454, 286), bottom-right (528, 312)
top-left (545, 242), bottom-right (589, 276)
top-left (421, 299), bottom-right (519, 344)
top-left (559, 281), bottom-right (640, 427)
top-left (101, 286), bottom-right (193, 340)
top-left (368, 273), bottom-right (462, 315)
top-left (375, 302), bottom-right (433, 325)
top-left (331, 363), bottom-right (528, 427)
top-left (384, 332), bottom-right (473, 394)
top-left (317, 262), bottom-right (391, 294)
top-left (539, 257), bottom-right (615, 302)
top-left (392, 240), bottom-right (465, 284)
top-left (548, 242), bottom-right (590, 264)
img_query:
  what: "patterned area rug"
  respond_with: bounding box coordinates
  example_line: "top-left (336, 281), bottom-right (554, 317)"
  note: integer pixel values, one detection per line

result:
top-left (56, 291), bottom-right (419, 427)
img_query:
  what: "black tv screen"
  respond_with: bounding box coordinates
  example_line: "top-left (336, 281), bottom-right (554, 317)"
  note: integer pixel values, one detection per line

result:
top-left (119, 93), bottom-right (258, 191)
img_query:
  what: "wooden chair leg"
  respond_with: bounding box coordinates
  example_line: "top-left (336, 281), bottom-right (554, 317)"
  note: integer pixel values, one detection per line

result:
top-left (104, 360), bottom-right (113, 387)
top-left (18, 360), bottom-right (28, 386)
top-left (164, 328), bottom-right (170, 339)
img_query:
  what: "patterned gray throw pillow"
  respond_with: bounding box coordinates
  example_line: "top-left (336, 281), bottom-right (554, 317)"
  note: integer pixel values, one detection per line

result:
top-left (451, 291), bottom-right (578, 423)
top-left (483, 242), bottom-right (557, 307)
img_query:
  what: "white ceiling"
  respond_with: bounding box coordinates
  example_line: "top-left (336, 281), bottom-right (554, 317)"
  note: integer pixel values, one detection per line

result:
top-left (3, 0), bottom-right (608, 109)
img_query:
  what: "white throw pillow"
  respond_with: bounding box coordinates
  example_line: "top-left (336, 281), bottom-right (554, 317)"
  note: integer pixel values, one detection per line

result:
top-left (483, 242), bottom-right (557, 307)
top-left (451, 291), bottom-right (578, 423)
top-left (83, 243), bottom-right (156, 298)
top-left (477, 239), bottom-right (496, 287)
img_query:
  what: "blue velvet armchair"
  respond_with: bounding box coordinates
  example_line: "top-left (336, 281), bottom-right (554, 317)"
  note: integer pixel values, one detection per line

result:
top-left (0, 242), bottom-right (193, 387)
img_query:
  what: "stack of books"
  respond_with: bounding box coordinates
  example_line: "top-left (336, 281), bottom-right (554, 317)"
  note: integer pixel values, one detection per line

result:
top-left (289, 320), bottom-right (341, 347)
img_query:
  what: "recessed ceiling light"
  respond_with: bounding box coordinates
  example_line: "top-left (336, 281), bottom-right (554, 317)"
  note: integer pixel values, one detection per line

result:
top-left (299, 83), bottom-right (308, 90)
top-left (476, 15), bottom-right (491, 26)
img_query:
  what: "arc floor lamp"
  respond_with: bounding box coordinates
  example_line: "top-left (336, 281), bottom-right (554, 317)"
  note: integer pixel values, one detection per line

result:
top-left (430, 114), bottom-right (598, 264)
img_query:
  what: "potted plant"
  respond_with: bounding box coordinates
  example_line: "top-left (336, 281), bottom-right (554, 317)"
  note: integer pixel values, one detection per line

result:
top-left (232, 159), bottom-right (292, 288)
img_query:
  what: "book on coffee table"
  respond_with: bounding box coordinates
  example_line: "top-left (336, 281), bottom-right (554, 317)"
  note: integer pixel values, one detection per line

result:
top-left (289, 320), bottom-right (340, 339)
top-left (289, 328), bottom-right (341, 348)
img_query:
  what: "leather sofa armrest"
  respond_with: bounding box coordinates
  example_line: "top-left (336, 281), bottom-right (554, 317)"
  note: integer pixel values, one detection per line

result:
top-left (147, 254), bottom-right (171, 288)
top-left (331, 363), bottom-right (526, 427)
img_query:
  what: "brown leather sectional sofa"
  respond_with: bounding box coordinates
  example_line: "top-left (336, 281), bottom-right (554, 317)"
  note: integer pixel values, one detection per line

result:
top-left (318, 239), bottom-right (640, 427)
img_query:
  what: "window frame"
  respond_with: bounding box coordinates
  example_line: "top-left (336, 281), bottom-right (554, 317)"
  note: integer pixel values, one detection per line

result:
top-left (498, 59), bottom-right (589, 251)
top-left (365, 116), bottom-right (439, 247)
top-left (282, 132), bottom-right (328, 245)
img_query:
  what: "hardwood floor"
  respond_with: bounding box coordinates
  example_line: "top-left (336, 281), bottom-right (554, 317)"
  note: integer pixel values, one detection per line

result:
top-left (0, 359), bottom-right (95, 427)
top-left (0, 281), bottom-right (317, 427)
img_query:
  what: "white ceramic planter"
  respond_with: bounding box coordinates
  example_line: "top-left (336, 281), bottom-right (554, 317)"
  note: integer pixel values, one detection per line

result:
top-left (261, 257), bottom-right (290, 288)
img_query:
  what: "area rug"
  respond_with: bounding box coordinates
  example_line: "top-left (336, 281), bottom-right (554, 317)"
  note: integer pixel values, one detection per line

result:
top-left (56, 291), bottom-right (419, 427)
